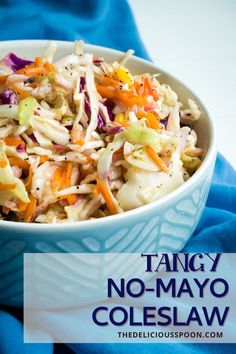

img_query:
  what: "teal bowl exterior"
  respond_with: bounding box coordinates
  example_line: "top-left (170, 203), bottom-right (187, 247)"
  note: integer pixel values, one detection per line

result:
top-left (0, 41), bottom-right (216, 307)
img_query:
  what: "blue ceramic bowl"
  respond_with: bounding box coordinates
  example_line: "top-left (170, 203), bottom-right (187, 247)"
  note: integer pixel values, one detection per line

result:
top-left (0, 41), bottom-right (216, 307)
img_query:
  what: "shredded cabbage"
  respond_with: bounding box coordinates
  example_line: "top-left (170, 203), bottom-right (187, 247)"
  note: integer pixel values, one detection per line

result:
top-left (97, 132), bottom-right (125, 213)
top-left (43, 41), bottom-right (57, 63)
top-left (124, 119), bottom-right (162, 150)
top-left (0, 141), bottom-right (29, 205)
top-left (18, 97), bottom-right (37, 125)
top-left (117, 164), bottom-right (183, 211)
top-left (0, 104), bottom-right (18, 119)
top-left (31, 115), bottom-right (70, 145)
top-left (0, 42), bottom-right (202, 222)
top-left (123, 142), bottom-right (159, 171)
top-left (84, 68), bottom-right (99, 141)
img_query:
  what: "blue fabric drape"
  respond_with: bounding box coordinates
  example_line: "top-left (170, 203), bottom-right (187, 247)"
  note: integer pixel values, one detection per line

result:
top-left (0, 0), bottom-right (235, 353)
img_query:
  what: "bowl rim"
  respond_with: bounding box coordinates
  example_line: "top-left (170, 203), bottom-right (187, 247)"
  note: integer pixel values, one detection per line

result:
top-left (0, 40), bottom-right (217, 230)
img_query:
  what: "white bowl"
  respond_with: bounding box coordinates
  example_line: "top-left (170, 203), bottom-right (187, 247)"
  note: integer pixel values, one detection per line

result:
top-left (0, 40), bottom-right (216, 306)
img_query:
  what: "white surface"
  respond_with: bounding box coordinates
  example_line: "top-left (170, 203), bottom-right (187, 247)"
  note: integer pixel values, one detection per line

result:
top-left (130, 0), bottom-right (236, 169)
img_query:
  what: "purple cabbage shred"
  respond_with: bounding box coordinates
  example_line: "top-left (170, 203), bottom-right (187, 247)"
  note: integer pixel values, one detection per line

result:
top-left (107, 126), bottom-right (124, 134)
top-left (3, 53), bottom-right (33, 72)
top-left (16, 144), bottom-right (25, 153)
top-left (93, 58), bottom-right (103, 66)
top-left (84, 95), bottom-right (105, 132)
top-left (97, 113), bottom-right (105, 131)
top-left (79, 77), bottom-right (86, 92)
top-left (161, 116), bottom-right (169, 128)
top-left (0, 88), bottom-right (18, 105)
top-left (84, 97), bottom-right (91, 116)
top-left (28, 133), bottom-right (37, 142)
top-left (103, 100), bottom-right (115, 121)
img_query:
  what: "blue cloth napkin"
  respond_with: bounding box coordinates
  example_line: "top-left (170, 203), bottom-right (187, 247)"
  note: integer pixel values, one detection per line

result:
top-left (0, 0), bottom-right (235, 353)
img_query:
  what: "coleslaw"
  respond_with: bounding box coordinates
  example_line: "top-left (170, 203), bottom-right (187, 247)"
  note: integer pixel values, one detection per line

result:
top-left (0, 41), bottom-right (202, 223)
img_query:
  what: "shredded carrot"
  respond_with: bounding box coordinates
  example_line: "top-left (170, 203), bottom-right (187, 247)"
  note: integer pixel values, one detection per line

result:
top-left (136, 110), bottom-right (160, 129)
top-left (96, 178), bottom-right (117, 215)
top-left (87, 156), bottom-right (94, 163)
top-left (60, 169), bottom-right (67, 190)
top-left (8, 82), bottom-right (30, 99)
top-left (8, 157), bottom-right (29, 170)
top-left (53, 163), bottom-right (75, 205)
top-left (96, 84), bottom-right (148, 107)
top-left (116, 89), bottom-right (133, 99)
top-left (123, 95), bottom-right (148, 107)
top-left (14, 59), bottom-right (38, 74)
top-left (14, 57), bottom-right (55, 77)
top-left (0, 183), bottom-right (16, 191)
top-left (135, 77), bottom-right (159, 101)
top-left (24, 167), bottom-right (33, 188)
top-left (52, 165), bottom-right (65, 192)
top-left (143, 77), bottom-right (159, 101)
top-left (24, 195), bottom-right (37, 223)
top-left (44, 61), bottom-right (55, 72)
top-left (101, 76), bottom-right (120, 87)
top-left (59, 194), bottom-right (77, 205)
top-left (96, 85), bottom-right (116, 100)
top-left (145, 113), bottom-right (160, 129)
top-left (136, 110), bottom-right (145, 119)
top-left (4, 136), bottom-right (25, 147)
top-left (52, 162), bottom-right (73, 192)
top-left (0, 75), bottom-right (8, 85)
top-left (2, 206), bottom-right (10, 215)
top-left (39, 155), bottom-right (48, 164)
top-left (65, 162), bottom-right (73, 188)
top-left (93, 184), bottom-right (100, 196)
top-left (67, 194), bottom-right (77, 205)
top-left (35, 57), bottom-right (43, 67)
top-left (17, 67), bottom-right (43, 77)
top-left (146, 146), bottom-right (168, 173)
top-left (18, 201), bottom-right (29, 212)
top-left (75, 139), bottom-right (84, 146)
top-left (134, 81), bottom-right (142, 94)
top-left (55, 163), bottom-right (73, 200)
top-left (0, 160), bottom-right (7, 168)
